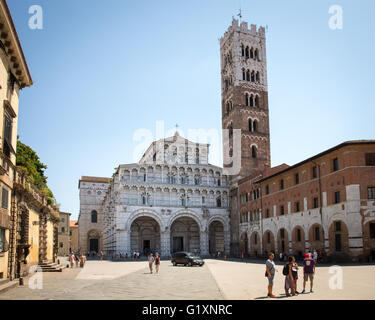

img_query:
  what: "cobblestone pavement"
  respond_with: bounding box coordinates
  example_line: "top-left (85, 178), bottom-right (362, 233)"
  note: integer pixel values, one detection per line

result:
top-left (0, 260), bottom-right (223, 300)
top-left (0, 259), bottom-right (374, 300)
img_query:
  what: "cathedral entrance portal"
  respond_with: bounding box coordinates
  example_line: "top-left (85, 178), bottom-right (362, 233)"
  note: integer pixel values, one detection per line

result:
top-left (130, 216), bottom-right (160, 256)
top-left (170, 217), bottom-right (200, 254)
top-left (173, 237), bottom-right (184, 252)
top-left (90, 239), bottom-right (99, 253)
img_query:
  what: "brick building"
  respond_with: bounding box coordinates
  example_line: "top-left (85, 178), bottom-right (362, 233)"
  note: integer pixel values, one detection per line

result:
top-left (238, 141), bottom-right (375, 262)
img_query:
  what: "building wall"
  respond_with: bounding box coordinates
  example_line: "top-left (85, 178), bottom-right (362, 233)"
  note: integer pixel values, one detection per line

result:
top-left (57, 212), bottom-right (70, 256)
top-left (238, 143), bottom-right (375, 261)
top-left (78, 179), bottom-right (110, 253)
top-left (70, 226), bottom-right (78, 252)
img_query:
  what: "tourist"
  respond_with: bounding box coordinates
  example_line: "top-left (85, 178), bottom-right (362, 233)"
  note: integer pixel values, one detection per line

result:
top-left (148, 253), bottom-right (154, 274)
top-left (75, 253), bottom-right (80, 268)
top-left (125, 253), bottom-right (128, 259)
top-left (291, 257), bottom-right (299, 294)
top-left (154, 253), bottom-right (161, 274)
top-left (279, 252), bottom-right (283, 262)
top-left (99, 251), bottom-right (104, 261)
top-left (137, 251), bottom-right (140, 260)
top-left (265, 252), bottom-right (276, 298)
top-left (313, 250), bottom-right (318, 263)
top-left (69, 253), bottom-right (74, 268)
top-left (284, 256), bottom-right (296, 297)
top-left (301, 253), bottom-right (316, 293)
top-left (79, 253), bottom-right (86, 268)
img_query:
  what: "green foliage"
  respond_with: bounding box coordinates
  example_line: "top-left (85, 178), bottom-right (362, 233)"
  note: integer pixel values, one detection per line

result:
top-left (16, 140), bottom-right (55, 205)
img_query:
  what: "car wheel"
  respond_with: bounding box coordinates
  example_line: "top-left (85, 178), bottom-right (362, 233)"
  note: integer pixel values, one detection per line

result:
top-left (173, 261), bottom-right (177, 266)
top-left (188, 262), bottom-right (193, 267)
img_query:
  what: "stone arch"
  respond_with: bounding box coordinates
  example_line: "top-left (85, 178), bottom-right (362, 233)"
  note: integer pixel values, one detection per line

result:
top-left (277, 228), bottom-right (289, 255)
top-left (328, 220), bottom-right (349, 257)
top-left (262, 230), bottom-right (275, 256)
top-left (291, 226), bottom-right (305, 258)
top-left (363, 219), bottom-right (375, 261)
top-left (170, 215), bottom-right (200, 254)
top-left (208, 220), bottom-right (225, 255)
top-left (130, 216), bottom-right (161, 256)
top-left (168, 209), bottom-right (203, 231)
top-left (250, 231), bottom-right (261, 256)
top-left (308, 223), bottom-right (324, 252)
top-left (126, 209), bottom-right (165, 232)
top-left (240, 231), bottom-right (249, 256)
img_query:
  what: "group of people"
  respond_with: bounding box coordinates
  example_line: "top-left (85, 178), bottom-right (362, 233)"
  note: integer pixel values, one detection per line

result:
top-left (266, 252), bottom-right (316, 298)
top-left (147, 253), bottom-right (161, 274)
top-left (68, 252), bottom-right (86, 268)
top-left (279, 250), bottom-right (319, 263)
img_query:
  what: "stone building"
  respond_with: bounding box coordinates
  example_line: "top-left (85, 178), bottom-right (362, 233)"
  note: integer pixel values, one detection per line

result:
top-left (0, 0), bottom-right (33, 280)
top-left (69, 220), bottom-right (78, 253)
top-left (78, 176), bottom-right (111, 254)
top-left (220, 19), bottom-right (271, 256)
top-left (238, 141), bottom-right (375, 262)
top-left (79, 133), bottom-right (230, 257)
top-left (57, 212), bottom-right (71, 256)
top-left (10, 168), bottom-right (60, 278)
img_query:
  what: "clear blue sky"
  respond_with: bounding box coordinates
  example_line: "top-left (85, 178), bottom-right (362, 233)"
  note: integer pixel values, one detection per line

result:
top-left (7, 0), bottom-right (375, 219)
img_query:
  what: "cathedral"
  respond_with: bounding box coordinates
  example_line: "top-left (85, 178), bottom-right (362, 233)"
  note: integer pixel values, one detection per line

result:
top-left (78, 18), bottom-right (375, 261)
top-left (79, 133), bottom-right (230, 257)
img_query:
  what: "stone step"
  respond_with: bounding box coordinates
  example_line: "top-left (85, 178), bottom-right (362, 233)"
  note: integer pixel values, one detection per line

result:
top-left (0, 279), bottom-right (18, 294)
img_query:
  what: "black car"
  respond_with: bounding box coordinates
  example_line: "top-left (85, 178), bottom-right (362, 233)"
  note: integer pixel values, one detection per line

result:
top-left (171, 252), bottom-right (204, 267)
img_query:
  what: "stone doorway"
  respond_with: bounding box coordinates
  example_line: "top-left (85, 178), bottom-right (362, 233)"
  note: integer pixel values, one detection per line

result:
top-left (90, 239), bottom-right (99, 253)
top-left (170, 217), bottom-right (200, 254)
top-left (173, 237), bottom-right (184, 252)
top-left (209, 221), bottom-right (225, 255)
top-left (130, 216), bottom-right (160, 256)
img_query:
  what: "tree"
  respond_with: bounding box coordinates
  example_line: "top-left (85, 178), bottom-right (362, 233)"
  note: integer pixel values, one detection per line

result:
top-left (16, 139), bottom-right (55, 205)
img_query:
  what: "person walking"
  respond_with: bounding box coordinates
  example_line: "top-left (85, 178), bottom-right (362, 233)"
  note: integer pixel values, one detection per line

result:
top-left (265, 252), bottom-right (276, 298)
top-left (313, 250), bottom-right (318, 263)
top-left (99, 251), bottom-right (104, 261)
top-left (284, 256), bottom-right (296, 297)
top-left (154, 253), bottom-right (161, 274)
top-left (79, 253), bottom-right (86, 268)
top-left (148, 253), bottom-right (155, 274)
top-left (301, 253), bottom-right (316, 293)
top-left (291, 257), bottom-right (299, 294)
top-left (74, 253), bottom-right (80, 268)
top-left (69, 253), bottom-right (74, 268)
top-left (279, 252), bottom-right (283, 262)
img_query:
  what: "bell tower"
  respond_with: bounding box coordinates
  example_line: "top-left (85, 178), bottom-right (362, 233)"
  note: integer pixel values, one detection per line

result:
top-left (220, 19), bottom-right (271, 255)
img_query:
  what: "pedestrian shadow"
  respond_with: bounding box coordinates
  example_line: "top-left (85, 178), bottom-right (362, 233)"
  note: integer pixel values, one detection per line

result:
top-left (254, 293), bottom-right (301, 300)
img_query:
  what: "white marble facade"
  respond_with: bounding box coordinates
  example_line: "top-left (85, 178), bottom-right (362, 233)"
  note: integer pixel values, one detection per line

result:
top-left (79, 133), bottom-right (230, 257)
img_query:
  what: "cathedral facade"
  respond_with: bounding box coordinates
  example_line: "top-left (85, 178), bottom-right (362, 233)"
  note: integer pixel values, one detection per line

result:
top-left (79, 133), bottom-right (230, 257)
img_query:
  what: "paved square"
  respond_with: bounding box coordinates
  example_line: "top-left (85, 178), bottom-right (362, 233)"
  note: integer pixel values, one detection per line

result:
top-left (0, 259), bottom-right (374, 300)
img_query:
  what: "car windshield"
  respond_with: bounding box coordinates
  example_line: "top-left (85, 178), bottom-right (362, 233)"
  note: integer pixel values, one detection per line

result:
top-left (187, 253), bottom-right (200, 259)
